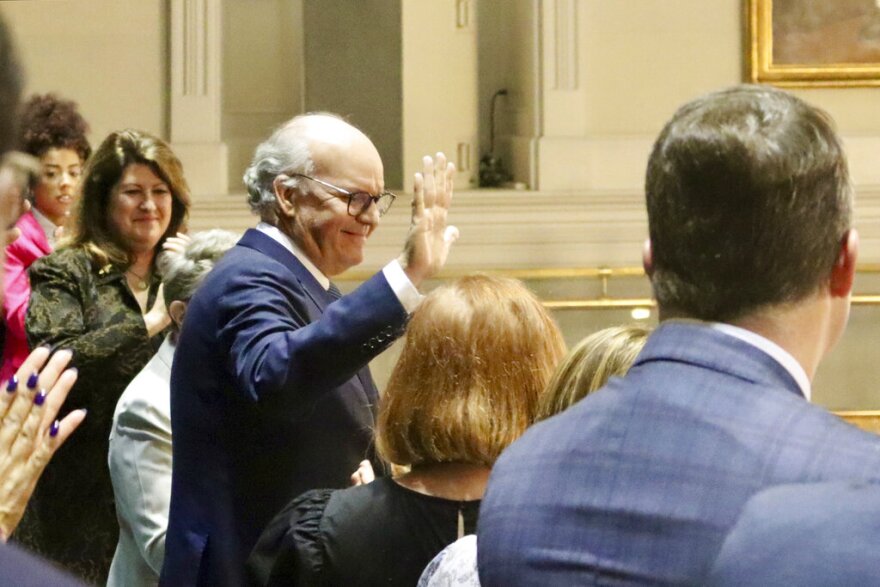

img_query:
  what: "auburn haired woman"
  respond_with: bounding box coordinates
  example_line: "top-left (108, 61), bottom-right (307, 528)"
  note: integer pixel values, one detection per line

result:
top-left (248, 274), bottom-right (567, 587)
top-left (420, 324), bottom-right (652, 587)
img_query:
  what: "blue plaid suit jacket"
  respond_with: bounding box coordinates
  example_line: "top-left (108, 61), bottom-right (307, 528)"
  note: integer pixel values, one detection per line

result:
top-left (478, 321), bottom-right (880, 586)
top-left (708, 480), bottom-right (880, 586)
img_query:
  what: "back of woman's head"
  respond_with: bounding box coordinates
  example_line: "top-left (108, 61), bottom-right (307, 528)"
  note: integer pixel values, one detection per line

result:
top-left (68, 129), bottom-right (190, 264)
top-left (536, 325), bottom-right (651, 420)
top-left (376, 274), bottom-right (567, 468)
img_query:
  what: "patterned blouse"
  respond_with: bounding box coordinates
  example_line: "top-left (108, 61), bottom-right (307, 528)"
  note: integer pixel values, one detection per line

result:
top-left (16, 246), bottom-right (163, 584)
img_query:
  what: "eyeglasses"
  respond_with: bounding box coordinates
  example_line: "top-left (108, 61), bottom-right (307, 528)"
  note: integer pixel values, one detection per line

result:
top-left (290, 173), bottom-right (396, 217)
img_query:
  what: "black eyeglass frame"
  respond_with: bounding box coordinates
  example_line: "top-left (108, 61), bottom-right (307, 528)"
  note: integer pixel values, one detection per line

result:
top-left (290, 173), bottom-right (396, 217)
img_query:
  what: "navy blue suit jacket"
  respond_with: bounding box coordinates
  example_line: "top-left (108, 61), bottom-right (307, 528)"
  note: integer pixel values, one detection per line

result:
top-left (478, 322), bottom-right (880, 586)
top-left (708, 480), bottom-right (880, 586)
top-left (160, 230), bottom-right (408, 586)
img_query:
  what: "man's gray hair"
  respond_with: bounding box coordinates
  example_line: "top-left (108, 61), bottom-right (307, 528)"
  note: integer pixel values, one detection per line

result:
top-left (158, 229), bottom-right (240, 313)
top-left (242, 116), bottom-right (321, 221)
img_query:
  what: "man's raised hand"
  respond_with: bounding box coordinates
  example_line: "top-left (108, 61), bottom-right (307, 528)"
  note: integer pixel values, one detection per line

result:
top-left (399, 152), bottom-right (459, 286)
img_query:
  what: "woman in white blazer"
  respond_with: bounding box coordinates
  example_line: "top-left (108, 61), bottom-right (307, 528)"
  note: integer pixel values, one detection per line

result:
top-left (107, 229), bottom-right (238, 587)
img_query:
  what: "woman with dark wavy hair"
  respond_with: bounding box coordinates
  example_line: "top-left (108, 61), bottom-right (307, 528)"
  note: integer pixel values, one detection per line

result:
top-left (16, 129), bottom-right (190, 583)
top-left (1, 93), bottom-right (91, 383)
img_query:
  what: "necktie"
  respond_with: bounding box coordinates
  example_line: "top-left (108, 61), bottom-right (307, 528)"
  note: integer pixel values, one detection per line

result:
top-left (328, 282), bottom-right (342, 300)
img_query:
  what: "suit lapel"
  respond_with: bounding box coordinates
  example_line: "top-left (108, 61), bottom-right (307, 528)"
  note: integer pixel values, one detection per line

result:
top-left (237, 229), bottom-right (330, 311)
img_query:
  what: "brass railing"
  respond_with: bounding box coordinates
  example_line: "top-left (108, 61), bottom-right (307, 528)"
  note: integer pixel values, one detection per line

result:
top-left (837, 411), bottom-right (880, 435)
top-left (338, 265), bottom-right (880, 309)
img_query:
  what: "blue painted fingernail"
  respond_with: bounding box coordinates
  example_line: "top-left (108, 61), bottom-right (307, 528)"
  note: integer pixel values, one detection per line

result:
top-left (49, 420), bottom-right (60, 437)
top-left (34, 389), bottom-right (47, 406)
top-left (6, 375), bottom-right (17, 393)
top-left (26, 372), bottom-right (39, 389)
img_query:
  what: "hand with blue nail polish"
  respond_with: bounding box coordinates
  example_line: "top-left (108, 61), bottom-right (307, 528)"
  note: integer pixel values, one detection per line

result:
top-left (0, 347), bottom-right (86, 541)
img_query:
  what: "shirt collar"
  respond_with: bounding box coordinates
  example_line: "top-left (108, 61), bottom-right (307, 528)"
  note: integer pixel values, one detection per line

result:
top-left (255, 222), bottom-right (330, 290)
top-left (31, 207), bottom-right (58, 248)
top-left (710, 321), bottom-right (812, 401)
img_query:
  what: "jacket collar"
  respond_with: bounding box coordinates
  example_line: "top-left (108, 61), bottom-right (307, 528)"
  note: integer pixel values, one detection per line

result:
top-left (634, 321), bottom-right (805, 399)
top-left (15, 211), bottom-right (52, 255)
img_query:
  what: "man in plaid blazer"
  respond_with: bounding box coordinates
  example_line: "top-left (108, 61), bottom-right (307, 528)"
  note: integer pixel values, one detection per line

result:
top-left (477, 85), bottom-right (880, 586)
top-left (708, 480), bottom-right (880, 585)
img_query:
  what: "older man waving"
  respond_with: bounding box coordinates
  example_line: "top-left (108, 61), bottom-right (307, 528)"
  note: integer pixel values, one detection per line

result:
top-left (161, 114), bottom-right (457, 587)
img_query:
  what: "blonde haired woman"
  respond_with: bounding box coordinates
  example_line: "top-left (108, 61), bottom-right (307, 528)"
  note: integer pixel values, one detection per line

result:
top-left (248, 274), bottom-right (566, 587)
top-left (536, 324), bottom-right (651, 420)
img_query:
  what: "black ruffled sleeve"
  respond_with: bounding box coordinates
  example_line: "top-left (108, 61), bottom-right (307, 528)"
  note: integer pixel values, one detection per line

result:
top-left (247, 488), bottom-right (336, 587)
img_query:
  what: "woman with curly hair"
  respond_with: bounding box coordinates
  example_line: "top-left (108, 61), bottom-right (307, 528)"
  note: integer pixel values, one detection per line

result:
top-left (1, 93), bottom-right (91, 383)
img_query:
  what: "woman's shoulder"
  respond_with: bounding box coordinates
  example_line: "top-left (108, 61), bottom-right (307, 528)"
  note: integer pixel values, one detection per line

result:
top-left (6, 212), bottom-right (46, 252)
top-left (30, 246), bottom-right (95, 274)
top-left (254, 482), bottom-right (393, 563)
top-left (324, 476), bottom-right (400, 513)
top-left (13, 210), bottom-right (39, 231)
top-left (248, 488), bottom-right (337, 586)
top-left (418, 535), bottom-right (480, 587)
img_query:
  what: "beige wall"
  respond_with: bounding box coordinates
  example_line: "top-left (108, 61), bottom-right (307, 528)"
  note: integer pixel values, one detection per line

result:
top-left (302, 0), bottom-right (403, 188)
top-left (3, 0), bottom-right (168, 146)
top-left (6, 0), bottom-right (879, 192)
top-left (222, 0), bottom-right (302, 191)
top-left (478, 0), bottom-right (538, 186)
top-left (536, 0), bottom-right (880, 190)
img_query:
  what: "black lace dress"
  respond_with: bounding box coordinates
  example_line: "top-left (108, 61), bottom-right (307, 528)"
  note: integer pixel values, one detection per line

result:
top-left (248, 476), bottom-right (481, 587)
top-left (14, 247), bottom-right (163, 584)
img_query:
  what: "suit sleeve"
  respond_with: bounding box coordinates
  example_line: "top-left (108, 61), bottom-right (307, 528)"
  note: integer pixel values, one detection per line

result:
top-left (25, 254), bottom-right (151, 374)
top-left (219, 268), bottom-right (407, 402)
top-left (109, 393), bottom-right (173, 575)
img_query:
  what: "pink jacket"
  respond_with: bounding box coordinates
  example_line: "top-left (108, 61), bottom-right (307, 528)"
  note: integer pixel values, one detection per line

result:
top-left (2, 211), bottom-right (52, 384)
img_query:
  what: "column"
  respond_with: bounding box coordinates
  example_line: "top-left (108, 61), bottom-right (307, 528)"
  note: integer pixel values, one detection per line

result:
top-left (169, 0), bottom-right (228, 197)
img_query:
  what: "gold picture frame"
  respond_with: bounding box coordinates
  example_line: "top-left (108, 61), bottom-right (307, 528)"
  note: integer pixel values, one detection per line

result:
top-left (747, 0), bottom-right (880, 87)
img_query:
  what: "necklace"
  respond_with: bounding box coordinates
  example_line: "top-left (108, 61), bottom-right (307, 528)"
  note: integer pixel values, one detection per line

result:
top-left (125, 268), bottom-right (151, 291)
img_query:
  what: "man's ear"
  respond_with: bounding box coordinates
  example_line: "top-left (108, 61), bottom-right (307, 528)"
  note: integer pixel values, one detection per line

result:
top-left (830, 229), bottom-right (859, 298)
top-left (273, 176), bottom-right (296, 219)
top-left (642, 238), bottom-right (654, 277)
top-left (169, 300), bottom-right (188, 329)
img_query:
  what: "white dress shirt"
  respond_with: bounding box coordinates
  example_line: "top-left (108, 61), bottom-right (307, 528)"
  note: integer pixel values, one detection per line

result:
top-left (710, 322), bottom-right (812, 401)
top-left (107, 335), bottom-right (175, 587)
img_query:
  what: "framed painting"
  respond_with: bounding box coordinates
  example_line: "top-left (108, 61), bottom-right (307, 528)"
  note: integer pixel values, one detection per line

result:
top-left (747, 0), bottom-right (880, 87)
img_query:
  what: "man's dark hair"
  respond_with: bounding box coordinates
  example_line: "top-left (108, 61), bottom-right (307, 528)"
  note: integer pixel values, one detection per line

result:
top-left (0, 13), bottom-right (23, 155)
top-left (646, 84), bottom-right (851, 322)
